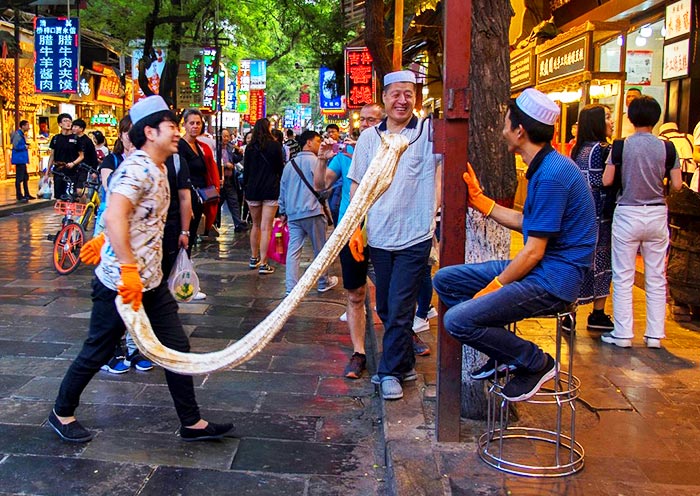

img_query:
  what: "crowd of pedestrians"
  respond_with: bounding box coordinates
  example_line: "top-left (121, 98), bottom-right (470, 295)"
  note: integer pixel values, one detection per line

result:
top-left (30, 67), bottom-right (695, 448)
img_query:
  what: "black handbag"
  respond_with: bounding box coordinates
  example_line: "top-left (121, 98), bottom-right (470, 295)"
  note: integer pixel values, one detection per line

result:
top-left (195, 185), bottom-right (220, 204)
top-left (290, 159), bottom-right (333, 226)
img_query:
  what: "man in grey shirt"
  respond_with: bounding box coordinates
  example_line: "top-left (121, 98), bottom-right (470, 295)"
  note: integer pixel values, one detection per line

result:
top-left (347, 70), bottom-right (441, 400)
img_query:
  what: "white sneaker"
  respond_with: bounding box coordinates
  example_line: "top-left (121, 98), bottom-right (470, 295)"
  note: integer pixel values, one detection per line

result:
top-left (412, 315), bottom-right (430, 333)
top-left (193, 291), bottom-right (207, 300)
top-left (318, 276), bottom-right (339, 293)
top-left (426, 306), bottom-right (438, 319)
top-left (644, 337), bottom-right (662, 349)
top-left (339, 312), bottom-right (348, 322)
top-left (601, 332), bottom-right (632, 348)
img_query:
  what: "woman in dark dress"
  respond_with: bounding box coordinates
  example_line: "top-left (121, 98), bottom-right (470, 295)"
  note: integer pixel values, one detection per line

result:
top-left (178, 109), bottom-right (218, 252)
top-left (243, 118), bottom-right (285, 274)
top-left (570, 104), bottom-right (615, 331)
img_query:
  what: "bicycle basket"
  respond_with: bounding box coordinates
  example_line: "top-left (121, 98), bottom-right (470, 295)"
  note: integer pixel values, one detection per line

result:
top-left (54, 201), bottom-right (87, 217)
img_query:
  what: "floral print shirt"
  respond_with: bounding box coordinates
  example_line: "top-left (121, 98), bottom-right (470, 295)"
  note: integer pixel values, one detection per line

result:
top-left (96, 150), bottom-right (170, 291)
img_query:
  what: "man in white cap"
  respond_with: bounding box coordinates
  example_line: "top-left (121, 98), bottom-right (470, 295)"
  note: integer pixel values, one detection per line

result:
top-left (432, 88), bottom-right (596, 402)
top-left (48, 95), bottom-right (233, 443)
top-left (346, 70), bottom-right (441, 400)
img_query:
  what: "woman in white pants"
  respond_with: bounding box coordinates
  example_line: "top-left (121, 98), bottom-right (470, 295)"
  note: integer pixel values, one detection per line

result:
top-left (601, 96), bottom-right (683, 349)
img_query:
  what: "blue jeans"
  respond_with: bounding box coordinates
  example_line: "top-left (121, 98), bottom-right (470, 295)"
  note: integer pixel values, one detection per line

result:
top-left (433, 261), bottom-right (567, 372)
top-left (54, 278), bottom-right (201, 425)
top-left (415, 265), bottom-right (433, 319)
top-left (285, 215), bottom-right (330, 293)
top-left (371, 238), bottom-right (431, 377)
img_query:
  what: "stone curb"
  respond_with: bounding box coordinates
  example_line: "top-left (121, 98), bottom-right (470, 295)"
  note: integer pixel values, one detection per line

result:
top-left (0, 199), bottom-right (53, 218)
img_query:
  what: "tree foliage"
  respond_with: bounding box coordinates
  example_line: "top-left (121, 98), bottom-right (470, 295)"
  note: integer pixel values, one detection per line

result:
top-left (79, 0), bottom-right (353, 116)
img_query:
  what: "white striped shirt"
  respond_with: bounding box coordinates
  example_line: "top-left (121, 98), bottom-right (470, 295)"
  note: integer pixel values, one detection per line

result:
top-left (348, 117), bottom-right (440, 250)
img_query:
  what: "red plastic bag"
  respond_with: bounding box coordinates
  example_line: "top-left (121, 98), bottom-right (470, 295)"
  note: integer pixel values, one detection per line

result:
top-left (267, 219), bottom-right (289, 265)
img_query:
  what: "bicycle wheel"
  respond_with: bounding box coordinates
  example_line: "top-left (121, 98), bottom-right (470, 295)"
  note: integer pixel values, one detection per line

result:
top-left (80, 204), bottom-right (94, 232)
top-left (53, 222), bottom-right (86, 275)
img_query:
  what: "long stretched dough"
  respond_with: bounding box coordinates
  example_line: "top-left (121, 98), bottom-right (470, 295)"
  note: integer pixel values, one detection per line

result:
top-left (116, 133), bottom-right (409, 375)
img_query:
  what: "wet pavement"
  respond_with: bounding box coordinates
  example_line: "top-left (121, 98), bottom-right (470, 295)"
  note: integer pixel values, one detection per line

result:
top-left (0, 202), bottom-right (386, 496)
top-left (1, 177), bottom-right (700, 495)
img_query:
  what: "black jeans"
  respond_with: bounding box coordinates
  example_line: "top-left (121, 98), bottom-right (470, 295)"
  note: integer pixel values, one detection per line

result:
top-left (54, 278), bottom-right (201, 426)
top-left (188, 193), bottom-right (204, 254)
top-left (162, 222), bottom-right (181, 279)
top-left (14, 163), bottom-right (29, 199)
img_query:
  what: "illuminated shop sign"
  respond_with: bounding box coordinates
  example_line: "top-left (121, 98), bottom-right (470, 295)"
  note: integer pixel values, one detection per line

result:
top-left (510, 49), bottom-right (535, 92)
top-left (34, 17), bottom-right (79, 94)
top-left (345, 47), bottom-right (375, 109)
top-left (319, 67), bottom-right (342, 110)
top-left (202, 47), bottom-right (218, 110)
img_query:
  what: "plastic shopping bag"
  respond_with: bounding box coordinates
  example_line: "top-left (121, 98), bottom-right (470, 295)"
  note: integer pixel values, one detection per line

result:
top-left (167, 248), bottom-right (200, 302)
top-left (38, 176), bottom-right (53, 199)
top-left (266, 218), bottom-right (289, 265)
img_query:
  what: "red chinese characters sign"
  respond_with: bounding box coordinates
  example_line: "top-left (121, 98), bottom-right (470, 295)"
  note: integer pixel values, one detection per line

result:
top-left (345, 47), bottom-right (375, 109)
top-left (248, 89), bottom-right (266, 125)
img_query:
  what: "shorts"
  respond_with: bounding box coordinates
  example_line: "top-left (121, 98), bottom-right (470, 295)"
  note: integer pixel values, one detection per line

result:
top-left (246, 199), bottom-right (278, 207)
top-left (339, 242), bottom-right (369, 290)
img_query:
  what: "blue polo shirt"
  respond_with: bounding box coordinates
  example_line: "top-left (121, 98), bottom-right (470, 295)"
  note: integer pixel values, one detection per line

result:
top-left (328, 145), bottom-right (354, 221)
top-left (522, 145), bottom-right (596, 302)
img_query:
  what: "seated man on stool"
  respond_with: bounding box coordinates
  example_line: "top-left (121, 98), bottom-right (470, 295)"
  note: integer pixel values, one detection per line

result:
top-left (433, 88), bottom-right (597, 402)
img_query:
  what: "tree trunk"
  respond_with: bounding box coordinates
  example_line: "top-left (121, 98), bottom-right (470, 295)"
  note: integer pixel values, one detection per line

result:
top-left (460, 0), bottom-right (515, 420)
top-left (363, 0), bottom-right (392, 82)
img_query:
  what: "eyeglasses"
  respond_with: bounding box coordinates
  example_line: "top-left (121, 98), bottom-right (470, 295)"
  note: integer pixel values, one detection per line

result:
top-left (359, 117), bottom-right (379, 123)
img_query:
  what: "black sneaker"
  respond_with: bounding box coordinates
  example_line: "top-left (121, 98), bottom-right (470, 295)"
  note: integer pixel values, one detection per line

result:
top-left (48, 410), bottom-right (93, 443)
top-left (469, 358), bottom-right (518, 380)
top-left (587, 311), bottom-right (614, 331)
top-left (248, 256), bottom-right (260, 269)
top-left (258, 263), bottom-right (275, 274)
top-left (501, 354), bottom-right (557, 402)
top-left (124, 350), bottom-right (154, 371)
top-left (180, 422), bottom-right (234, 441)
top-left (344, 352), bottom-right (367, 379)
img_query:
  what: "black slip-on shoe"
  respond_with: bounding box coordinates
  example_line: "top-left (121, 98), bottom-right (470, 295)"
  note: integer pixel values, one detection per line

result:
top-left (180, 422), bottom-right (234, 441)
top-left (501, 354), bottom-right (557, 402)
top-left (48, 410), bottom-right (93, 443)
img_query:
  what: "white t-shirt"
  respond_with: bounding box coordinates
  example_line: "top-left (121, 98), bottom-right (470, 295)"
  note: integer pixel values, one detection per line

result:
top-left (96, 150), bottom-right (170, 291)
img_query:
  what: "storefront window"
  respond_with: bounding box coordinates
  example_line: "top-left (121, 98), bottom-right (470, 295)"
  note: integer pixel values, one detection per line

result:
top-left (598, 19), bottom-right (666, 136)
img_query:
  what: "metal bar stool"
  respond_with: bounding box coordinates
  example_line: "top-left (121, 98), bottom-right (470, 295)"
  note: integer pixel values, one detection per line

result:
top-left (478, 305), bottom-right (584, 477)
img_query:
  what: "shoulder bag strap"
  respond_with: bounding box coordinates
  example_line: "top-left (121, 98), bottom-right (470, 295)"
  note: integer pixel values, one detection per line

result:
top-left (290, 159), bottom-right (322, 202)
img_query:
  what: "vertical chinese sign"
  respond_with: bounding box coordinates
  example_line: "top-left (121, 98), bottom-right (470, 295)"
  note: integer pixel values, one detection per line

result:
top-left (248, 60), bottom-right (266, 124)
top-left (201, 47), bottom-right (217, 110)
top-left (34, 17), bottom-right (79, 94)
top-left (345, 47), bottom-right (374, 109)
top-left (237, 60), bottom-right (250, 116)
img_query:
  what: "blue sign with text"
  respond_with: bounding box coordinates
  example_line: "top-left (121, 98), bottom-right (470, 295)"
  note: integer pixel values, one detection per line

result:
top-left (319, 67), bottom-right (342, 110)
top-left (34, 17), bottom-right (80, 94)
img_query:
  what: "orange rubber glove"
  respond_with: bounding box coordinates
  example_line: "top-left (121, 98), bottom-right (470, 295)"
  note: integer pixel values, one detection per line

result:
top-left (118, 263), bottom-right (144, 311)
top-left (473, 277), bottom-right (503, 300)
top-left (79, 232), bottom-right (105, 265)
top-left (349, 226), bottom-right (365, 262)
top-left (462, 163), bottom-right (496, 216)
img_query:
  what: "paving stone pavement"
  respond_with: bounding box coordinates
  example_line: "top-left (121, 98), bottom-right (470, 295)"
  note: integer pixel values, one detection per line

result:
top-left (3, 189), bottom-right (700, 495)
top-left (0, 206), bottom-right (388, 496)
top-left (381, 233), bottom-right (700, 495)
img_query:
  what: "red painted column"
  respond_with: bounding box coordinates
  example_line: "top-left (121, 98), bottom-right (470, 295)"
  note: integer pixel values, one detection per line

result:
top-left (434, 0), bottom-right (472, 442)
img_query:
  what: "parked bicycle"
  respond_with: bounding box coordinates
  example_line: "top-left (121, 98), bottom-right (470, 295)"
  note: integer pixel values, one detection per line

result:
top-left (47, 163), bottom-right (101, 275)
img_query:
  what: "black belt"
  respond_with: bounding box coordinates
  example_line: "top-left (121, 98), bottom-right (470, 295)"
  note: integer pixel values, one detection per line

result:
top-left (618, 203), bottom-right (665, 207)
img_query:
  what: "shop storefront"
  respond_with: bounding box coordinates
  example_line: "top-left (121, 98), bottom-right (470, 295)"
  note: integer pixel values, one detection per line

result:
top-left (554, 0), bottom-right (700, 134)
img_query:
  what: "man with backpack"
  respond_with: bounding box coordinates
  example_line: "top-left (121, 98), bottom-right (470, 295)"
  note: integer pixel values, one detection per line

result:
top-left (601, 96), bottom-right (683, 349)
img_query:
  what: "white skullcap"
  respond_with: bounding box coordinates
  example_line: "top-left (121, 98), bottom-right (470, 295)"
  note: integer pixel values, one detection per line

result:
top-left (516, 88), bottom-right (560, 126)
top-left (130, 95), bottom-right (170, 125)
top-left (383, 70), bottom-right (416, 87)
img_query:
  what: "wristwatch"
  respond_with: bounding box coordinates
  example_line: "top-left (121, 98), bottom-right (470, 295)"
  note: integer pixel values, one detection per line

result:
top-left (180, 231), bottom-right (190, 236)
